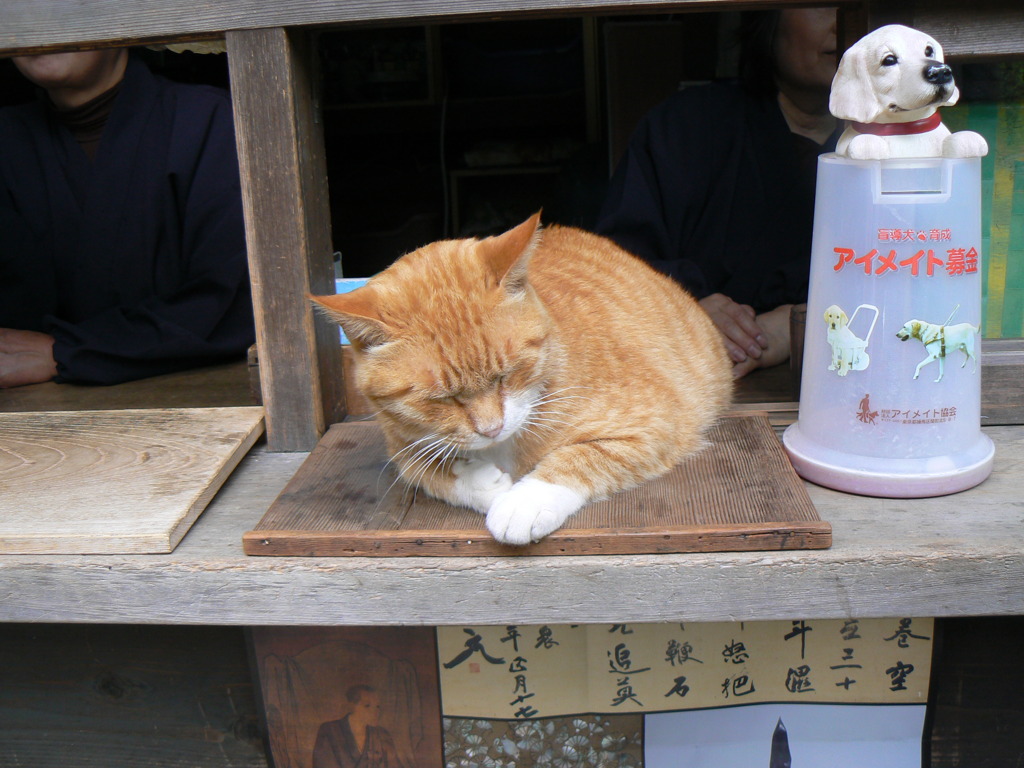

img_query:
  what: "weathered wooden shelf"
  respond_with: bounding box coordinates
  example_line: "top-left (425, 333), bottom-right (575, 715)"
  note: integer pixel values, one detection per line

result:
top-left (0, 423), bottom-right (1021, 625)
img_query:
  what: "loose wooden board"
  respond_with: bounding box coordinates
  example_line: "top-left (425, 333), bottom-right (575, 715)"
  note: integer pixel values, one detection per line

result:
top-left (0, 407), bottom-right (264, 554)
top-left (244, 413), bottom-right (829, 557)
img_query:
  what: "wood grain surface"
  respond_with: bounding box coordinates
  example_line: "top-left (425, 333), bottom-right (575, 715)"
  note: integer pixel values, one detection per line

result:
top-left (0, 360), bottom-right (255, 414)
top-left (0, 425), bottom-right (1021, 625)
top-left (0, 0), bottom-right (861, 55)
top-left (244, 413), bottom-right (829, 556)
top-left (0, 624), bottom-right (267, 768)
top-left (0, 407), bottom-right (264, 554)
top-left (227, 29), bottom-right (345, 451)
top-left (3, 0), bottom-right (1018, 60)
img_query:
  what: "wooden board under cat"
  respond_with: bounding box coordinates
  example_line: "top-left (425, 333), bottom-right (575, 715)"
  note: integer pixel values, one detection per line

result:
top-left (243, 413), bottom-right (830, 557)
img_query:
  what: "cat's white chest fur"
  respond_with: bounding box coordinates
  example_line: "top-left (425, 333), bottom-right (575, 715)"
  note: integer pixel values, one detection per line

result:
top-left (473, 439), bottom-right (516, 474)
top-left (453, 439), bottom-right (586, 545)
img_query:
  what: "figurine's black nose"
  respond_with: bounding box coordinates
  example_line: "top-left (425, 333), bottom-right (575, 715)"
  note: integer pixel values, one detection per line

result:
top-left (924, 62), bottom-right (953, 85)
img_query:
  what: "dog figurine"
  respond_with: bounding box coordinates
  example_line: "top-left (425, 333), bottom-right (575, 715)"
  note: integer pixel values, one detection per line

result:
top-left (830, 24), bottom-right (988, 160)
top-left (895, 318), bottom-right (979, 382)
top-left (824, 304), bottom-right (870, 376)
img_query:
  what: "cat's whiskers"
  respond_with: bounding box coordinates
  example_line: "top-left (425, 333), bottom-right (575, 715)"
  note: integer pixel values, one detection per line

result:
top-left (400, 436), bottom-right (451, 481)
top-left (517, 384), bottom-right (593, 438)
top-left (522, 417), bottom-right (576, 439)
top-left (399, 439), bottom-right (460, 505)
top-left (425, 440), bottom-right (462, 490)
top-left (376, 433), bottom-right (450, 509)
top-left (514, 424), bottom-right (547, 442)
top-left (531, 385), bottom-right (593, 406)
top-left (394, 433), bottom-right (465, 504)
top-left (379, 433), bottom-right (444, 488)
top-left (526, 414), bottom-right (576, 432)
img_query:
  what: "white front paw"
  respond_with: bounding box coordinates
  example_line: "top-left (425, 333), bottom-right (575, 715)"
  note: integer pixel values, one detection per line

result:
top-left (847, 134), bottom-right (890, 160)
top-left (486, 478), bottom-right (586, 545)
top-left (944, 130), bottom-right (989, 158)
top-left (452, 458), bottom-right (513, 513)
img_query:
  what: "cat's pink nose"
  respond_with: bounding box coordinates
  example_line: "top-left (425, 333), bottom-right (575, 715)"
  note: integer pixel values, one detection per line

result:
top-left (478, 422), bottom-right (504, 439)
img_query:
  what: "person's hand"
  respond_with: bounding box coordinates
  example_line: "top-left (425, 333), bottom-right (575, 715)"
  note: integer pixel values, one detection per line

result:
top-left (0, 329), bottom-right (58, 388)
top-left (699, 293), bottom-right (769, 364)
top-left (730, 304), bottom-right (793, 379)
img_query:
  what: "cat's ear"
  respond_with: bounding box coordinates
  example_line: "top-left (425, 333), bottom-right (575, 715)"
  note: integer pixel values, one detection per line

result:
top-left (309, 288), bottom-right (391, 349)
top-left (480, 211), bottom-right (542, 297)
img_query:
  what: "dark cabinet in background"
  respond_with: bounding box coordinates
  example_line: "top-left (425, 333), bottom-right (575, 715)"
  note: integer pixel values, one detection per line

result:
top-left (318, 14), bottom-right (722, 277)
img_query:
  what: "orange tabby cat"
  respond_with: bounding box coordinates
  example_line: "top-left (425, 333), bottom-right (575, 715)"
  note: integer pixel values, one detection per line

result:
top-left (311, 213), bottom-right (732, 545)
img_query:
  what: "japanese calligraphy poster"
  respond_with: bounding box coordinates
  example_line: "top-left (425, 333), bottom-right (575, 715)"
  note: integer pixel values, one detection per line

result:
top-left (437, 619), bottom-right (933, 719)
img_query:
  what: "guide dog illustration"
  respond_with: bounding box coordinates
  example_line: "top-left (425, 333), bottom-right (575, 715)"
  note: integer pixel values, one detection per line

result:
top-left (824, 303), bottom-right (877, 376)
top-left (895, 317), bottom-right (979, 382)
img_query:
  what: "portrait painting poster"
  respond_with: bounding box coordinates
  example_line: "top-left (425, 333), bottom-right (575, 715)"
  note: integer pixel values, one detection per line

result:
top-left (249, 626), bottom-right (443, 768)
top-left (645, 702), bottom-right (926, 767)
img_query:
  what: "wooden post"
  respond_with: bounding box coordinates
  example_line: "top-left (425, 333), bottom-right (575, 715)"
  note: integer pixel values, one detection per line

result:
top-left (837, 3), bottom-right (869, 53)
top-left (227, 27), bottom-right (345, 451)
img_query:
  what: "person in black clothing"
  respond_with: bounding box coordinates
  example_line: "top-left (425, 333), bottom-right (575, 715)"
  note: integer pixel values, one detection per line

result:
top-left (0, 48), bottom-right (254, 387)
top-left (596, 8), bottom-right (840, 378)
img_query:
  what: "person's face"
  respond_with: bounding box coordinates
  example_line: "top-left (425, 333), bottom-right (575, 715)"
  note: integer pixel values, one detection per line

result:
top-left (773, 7), bottom-right (838, 94)
top-left (353, 691), bottom-right (382, 724)
top-left (12, 50), bottom-right (124, 93)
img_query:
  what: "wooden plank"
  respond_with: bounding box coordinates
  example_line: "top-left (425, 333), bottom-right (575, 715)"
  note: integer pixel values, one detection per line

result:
top-left (910, 0), bottom-right (1024, 59)
top-left (227, 29), bottom-right (345, 451)
top-left (1, 425), bottom-right (1023, 625)
top-left (0, 0), bottom-right (862, 56)
top-left (243, 413), bottom-right (830, 557)
top-left (0, 624), bottom-right (267, 768)
top-left (861, 0), bottom-right (1024, 59)
top-left (979, 338), bottom-right (1024, 426)
top-left (245, 345), bottom-right (374, 421)
top-left (0, 407), bottom-right (264, 554)
top-left (245, 522), bottom-right (832, 557)
top-left (0, 360), bottom-right (254, 414)
top-left (927, 616), bottom-right (1024, 767)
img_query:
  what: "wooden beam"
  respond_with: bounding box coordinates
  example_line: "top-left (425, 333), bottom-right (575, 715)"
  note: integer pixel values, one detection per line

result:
top-left (912, 0), bottom-right (1024, 59)
top-left (980, 338), bottom-right (1024, 426)
top-left (836, 4), bottom-right (868, 54)
top-left (227, 28), bottom-right (345, 451)
top-left (860, 0), bottom-right (1024, 59)
top-left (0, 0), bottom-right (862, 56)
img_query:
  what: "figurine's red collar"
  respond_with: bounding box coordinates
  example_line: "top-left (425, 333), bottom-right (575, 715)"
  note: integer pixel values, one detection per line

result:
top-left (849, 112), bottom-right (943, 136)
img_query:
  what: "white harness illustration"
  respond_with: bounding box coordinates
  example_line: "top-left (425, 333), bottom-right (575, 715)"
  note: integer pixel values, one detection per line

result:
top-left (824, 303), bottom-right (879, 376)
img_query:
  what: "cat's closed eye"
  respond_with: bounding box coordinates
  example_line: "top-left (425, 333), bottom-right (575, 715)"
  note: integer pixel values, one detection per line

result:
top-left (445, 376), bottom-right (506, 405)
